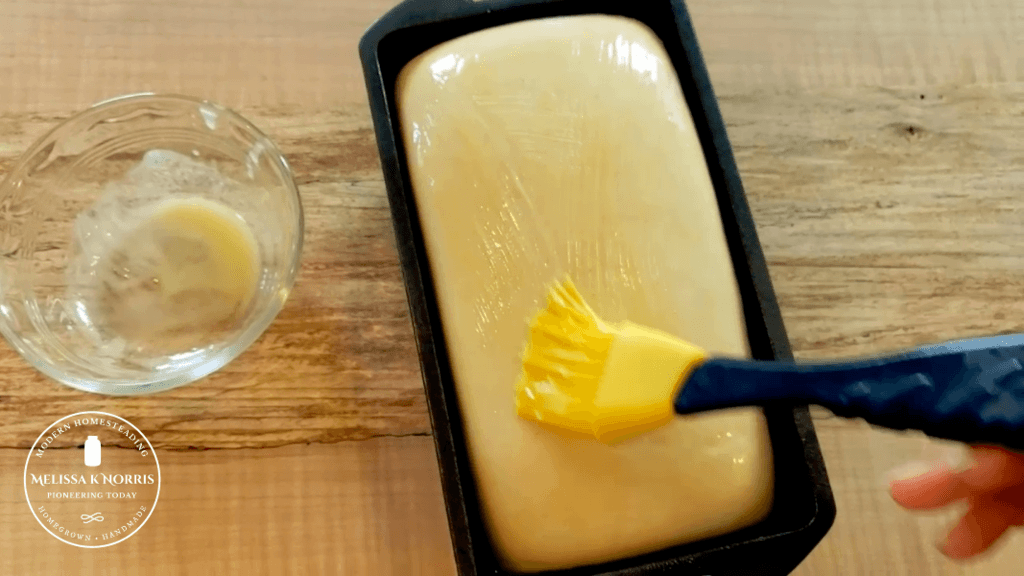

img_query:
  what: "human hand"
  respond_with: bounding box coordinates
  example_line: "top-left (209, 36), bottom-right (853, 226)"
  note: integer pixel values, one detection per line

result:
top-left (888, 445), bottom-right (1024, 560)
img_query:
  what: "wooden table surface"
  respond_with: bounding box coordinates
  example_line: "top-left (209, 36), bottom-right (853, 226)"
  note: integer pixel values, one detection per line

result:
top-left (1, 0), bottom-right (1023, 574)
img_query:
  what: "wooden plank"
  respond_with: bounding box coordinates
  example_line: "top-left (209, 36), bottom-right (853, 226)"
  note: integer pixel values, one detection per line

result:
top-left (1, 0), bottom-right (1023, 574)
top-left (0, 439), bottom-right (456, 575)
top-left (0, 108), bottom-right (428, 449)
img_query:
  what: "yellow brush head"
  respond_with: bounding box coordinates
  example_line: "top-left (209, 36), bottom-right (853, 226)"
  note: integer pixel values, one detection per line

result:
top-left (515, 277), bottom-right (709, 444)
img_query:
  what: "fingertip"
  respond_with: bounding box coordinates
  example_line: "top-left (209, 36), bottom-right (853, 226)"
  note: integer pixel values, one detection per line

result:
top-left (887, 464), bottom-right (965, 510)
top-left (937, 532), bottom-right (973, 560)
top-left (937, 498), bottom-right (1014, 561)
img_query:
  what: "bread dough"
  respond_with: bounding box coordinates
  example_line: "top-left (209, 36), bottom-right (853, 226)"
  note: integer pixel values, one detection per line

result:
top-left (397, 14), bottom-right (774, 572)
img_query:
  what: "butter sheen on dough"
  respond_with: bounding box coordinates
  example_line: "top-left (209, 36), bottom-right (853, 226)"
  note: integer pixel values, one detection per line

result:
top-left (397, 15), bottom-right (774, 572)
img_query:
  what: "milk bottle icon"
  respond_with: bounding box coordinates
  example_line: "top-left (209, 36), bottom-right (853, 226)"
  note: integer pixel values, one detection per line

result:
top-left (84, 436), bottom-right (101, 467)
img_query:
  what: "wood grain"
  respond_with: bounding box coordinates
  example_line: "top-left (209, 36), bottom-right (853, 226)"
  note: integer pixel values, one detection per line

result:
top-left (0, 439), bottom-right (456, 575)
top-left (0, 0), bottom-right (397, 113)
top-left (721, 84), bottom-right (1024, 360)
top-left (691, 0), bottom-right (1024, 92)
top-left (0, 107), bottom-right (428, 450)
top-left (0, 0), bottom-right (1023, 574)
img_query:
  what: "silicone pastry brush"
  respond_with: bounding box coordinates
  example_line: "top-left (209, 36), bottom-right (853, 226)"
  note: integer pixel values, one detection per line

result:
top-left (515, 277), bottom-right (1024, 448)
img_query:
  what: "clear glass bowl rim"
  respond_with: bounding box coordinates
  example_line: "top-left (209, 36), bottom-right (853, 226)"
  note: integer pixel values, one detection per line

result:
top-left (0, 92), bottom-right (305, 395)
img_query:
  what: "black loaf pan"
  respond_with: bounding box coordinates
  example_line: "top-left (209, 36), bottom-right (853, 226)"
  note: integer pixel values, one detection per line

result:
top-left (358, 0), bottom-right (837, 574)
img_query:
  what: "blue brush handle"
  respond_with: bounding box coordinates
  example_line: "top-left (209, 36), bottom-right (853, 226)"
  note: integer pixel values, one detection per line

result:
top-left (674, 335), bottom-right (1024, 451)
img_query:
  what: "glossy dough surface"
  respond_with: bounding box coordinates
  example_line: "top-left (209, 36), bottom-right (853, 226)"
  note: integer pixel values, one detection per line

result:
top-left (397, 15), bottom-right (774, 572)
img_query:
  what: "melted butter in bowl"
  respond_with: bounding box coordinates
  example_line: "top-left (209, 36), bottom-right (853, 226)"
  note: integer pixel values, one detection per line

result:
top-left (91, 197), bottom-right (261, 355)
top-left (0, 95), bottom-right (302, 394)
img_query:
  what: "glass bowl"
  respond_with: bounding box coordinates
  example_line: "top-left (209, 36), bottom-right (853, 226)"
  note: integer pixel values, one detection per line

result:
top-left (0, 94), bottom-right (303, 395)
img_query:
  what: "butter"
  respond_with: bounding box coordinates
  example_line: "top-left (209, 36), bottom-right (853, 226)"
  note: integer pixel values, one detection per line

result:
top-left (89, 197), bottom-right (260, 354)
top-left (397, 14), bottom-right (773, 572)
